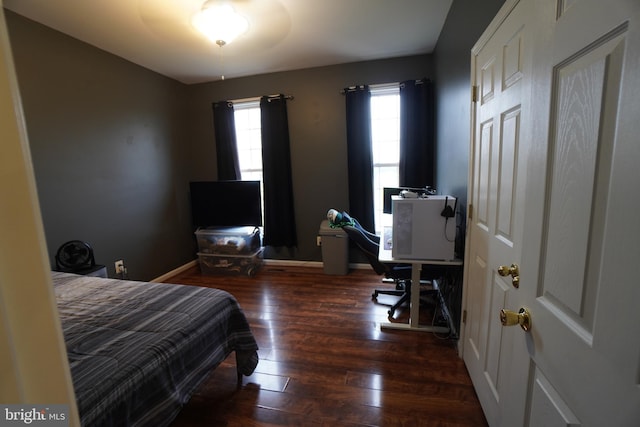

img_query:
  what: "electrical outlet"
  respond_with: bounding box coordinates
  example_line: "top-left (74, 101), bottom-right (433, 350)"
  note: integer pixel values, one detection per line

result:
top-left (316, 236), bottom-right (322, 246)
top-left (115, 260), bottom-right (124, 274)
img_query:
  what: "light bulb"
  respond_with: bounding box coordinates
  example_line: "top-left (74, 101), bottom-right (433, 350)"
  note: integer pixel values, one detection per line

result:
top-left (192, 3), bottom-right (249, 45)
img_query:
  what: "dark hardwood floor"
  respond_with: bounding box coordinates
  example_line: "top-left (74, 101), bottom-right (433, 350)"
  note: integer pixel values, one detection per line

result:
top-left (166, 264), bottom-right (487, 426)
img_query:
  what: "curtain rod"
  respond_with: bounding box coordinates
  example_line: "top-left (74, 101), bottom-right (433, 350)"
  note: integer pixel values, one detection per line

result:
top-left (224, 94), bottom-right (294, 105)
top-left (230, 96), bottom-right (260, 104)
top-left (264, 94), bottom-right (294, 102)
top-left (341, 79), bottom-right (429, 94)
top-left (340, 85), bottom-right (368, 95)
top-left (399, 78), bottom-right (429, 88)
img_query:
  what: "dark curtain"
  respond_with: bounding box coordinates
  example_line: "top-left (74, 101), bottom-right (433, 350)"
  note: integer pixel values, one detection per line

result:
top-left (344, 86), bottom-right (375, 232)
top-left (260, 95), bottom-right (297, 247)
top-left (212, 101), bottom-right (241, 180)
top-left (399, 79), bottom-right (435, 188)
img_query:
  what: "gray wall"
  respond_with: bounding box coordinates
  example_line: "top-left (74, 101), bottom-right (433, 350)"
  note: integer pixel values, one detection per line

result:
top-left (6, 11), bottom-right (194, 280)
top-left (5, 0), bottom-right (503, 280)
top-left (185, 56), bottom-right (434, 262)
top-left (433, 0), bottom-right (505, 247)
top-left (5, 10), bottom-right (433, 278)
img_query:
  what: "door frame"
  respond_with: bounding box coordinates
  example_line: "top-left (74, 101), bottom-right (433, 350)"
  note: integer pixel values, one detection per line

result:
top-left (0, 6), bottom-right (79, 420)
top-left (459, 0), bottom-right (521, 358)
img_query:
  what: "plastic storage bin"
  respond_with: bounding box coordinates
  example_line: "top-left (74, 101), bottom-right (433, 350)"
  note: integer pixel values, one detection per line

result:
top-left (195, 226), bottom-right (261, 255)
top-left (198, 248), bottom-right (264, 277)
top-left (318, 220), bottom-right (349, 275)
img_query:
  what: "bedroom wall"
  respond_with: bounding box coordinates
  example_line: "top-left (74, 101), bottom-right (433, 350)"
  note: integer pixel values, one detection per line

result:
top-left (5, 8), bottom-right (433, 274)
top-left (5, 11), bottom-right (195, 281)
top-left (5, 0), bottom-right (501, 279)
top-left (184, 56), bottom-right (434, 262)
top-left (433, 0), bottom-right (505, 246)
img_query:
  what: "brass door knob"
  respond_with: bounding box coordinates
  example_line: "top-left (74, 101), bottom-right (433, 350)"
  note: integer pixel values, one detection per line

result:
top-left (500, 308), bottom-right (531, 332)
top-left (498, 263), bottom-right (520, 288)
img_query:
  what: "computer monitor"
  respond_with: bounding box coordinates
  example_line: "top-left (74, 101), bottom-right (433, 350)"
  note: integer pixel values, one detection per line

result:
top-left (383, 186), bottom-right (434, 213)
top-left (383, 187), bottom-right (405, 214)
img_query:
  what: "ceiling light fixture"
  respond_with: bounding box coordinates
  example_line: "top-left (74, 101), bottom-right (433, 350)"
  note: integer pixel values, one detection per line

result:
top-left (192, 1), bottom-right (249, 46)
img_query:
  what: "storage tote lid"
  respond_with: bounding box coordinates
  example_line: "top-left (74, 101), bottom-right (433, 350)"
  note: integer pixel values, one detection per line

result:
top-left (195, 226), bottom-right (259, 236)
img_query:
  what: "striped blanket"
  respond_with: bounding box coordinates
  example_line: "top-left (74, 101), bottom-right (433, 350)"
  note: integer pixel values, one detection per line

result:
top-left (52, 272), bottom-right (258, 426)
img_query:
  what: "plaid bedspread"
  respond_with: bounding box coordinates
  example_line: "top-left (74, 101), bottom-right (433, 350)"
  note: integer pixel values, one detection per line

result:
top-left (51, 272), bottom-right (258, 426)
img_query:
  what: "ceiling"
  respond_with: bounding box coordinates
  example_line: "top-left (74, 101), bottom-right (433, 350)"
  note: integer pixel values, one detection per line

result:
top-left (3, 0), bottom-right (453, 84)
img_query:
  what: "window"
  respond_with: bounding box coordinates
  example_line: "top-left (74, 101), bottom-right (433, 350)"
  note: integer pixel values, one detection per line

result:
top-left (233, 100), bottom-right (263, 181)
top-left (234, 91), bottom-right (400, 233)
top-left (234, 100), bottom-right (265, 223)
top-left (370, 84), bottom-right (400, 234)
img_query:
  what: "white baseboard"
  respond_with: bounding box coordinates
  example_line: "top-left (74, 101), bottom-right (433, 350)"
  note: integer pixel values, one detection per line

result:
top-left (153, 258), bottom-right (370, 282)
top-left (350, 263), bottom-right (371, 270)
top-left (151, 259), bottom-right (198, 282)
top-left (267, 261), bottom-right (371, 270)
top-left (264, 259), bottom-right (370, 270)
top-left (264, 258), bottom-right (323, 268)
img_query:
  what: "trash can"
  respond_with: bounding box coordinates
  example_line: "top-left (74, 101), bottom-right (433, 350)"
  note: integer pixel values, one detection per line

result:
top-left (318, 220), bottom-right (349, 275)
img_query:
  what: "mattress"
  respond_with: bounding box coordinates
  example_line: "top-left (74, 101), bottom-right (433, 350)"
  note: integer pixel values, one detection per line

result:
top-left (51, 272), bottom-right (258, 426)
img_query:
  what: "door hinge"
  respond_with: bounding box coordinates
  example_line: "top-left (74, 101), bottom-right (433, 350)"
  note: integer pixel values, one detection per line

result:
top-left (472, 85), bottom-right (479, 103)
top-left (468, 204), bottom-right (473, 220)
top-left (463, 310), bottom-right (468, 324)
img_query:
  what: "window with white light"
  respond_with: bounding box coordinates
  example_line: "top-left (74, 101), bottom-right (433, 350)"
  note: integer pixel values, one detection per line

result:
top-left (233, 100), bottom-right (263, 181)
top-left (233, 100), bottom-right (265, 224)
top-left (233, 91), bottom-right (400, 234)
top-left (370, 84), bottom-right (400, 234)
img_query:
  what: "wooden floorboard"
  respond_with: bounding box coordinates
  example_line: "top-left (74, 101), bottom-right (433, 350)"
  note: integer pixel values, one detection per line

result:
top-left (166, 264), bottom-right (487, 427)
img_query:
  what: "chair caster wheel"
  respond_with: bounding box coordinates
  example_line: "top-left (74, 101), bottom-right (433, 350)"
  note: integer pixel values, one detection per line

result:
top-left (388, 309), bottom-right (395, 317)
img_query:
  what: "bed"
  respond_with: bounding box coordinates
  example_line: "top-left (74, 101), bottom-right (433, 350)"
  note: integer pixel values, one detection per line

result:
top-left (51, 272), bottom-right (259, 426)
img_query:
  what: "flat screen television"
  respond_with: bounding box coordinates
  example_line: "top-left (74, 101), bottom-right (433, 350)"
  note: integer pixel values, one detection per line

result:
top-left (190, 180), bottom-right (262, 228)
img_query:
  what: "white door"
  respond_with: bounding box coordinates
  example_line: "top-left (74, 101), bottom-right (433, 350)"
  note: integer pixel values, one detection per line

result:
top-left (462, 0), bottom-right (640, 426)
top-left (462, 0), bottom-right (533, 424)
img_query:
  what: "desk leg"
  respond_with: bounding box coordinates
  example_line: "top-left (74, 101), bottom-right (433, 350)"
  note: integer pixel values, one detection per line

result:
top-left (379, 262), bottom-right (450, 333)
top-left (410, 262), bottom-right (421, 328)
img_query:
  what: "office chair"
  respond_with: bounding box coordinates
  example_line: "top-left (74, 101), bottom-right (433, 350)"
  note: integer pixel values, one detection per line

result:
top-left (327, 209), bottom-right (441, 317)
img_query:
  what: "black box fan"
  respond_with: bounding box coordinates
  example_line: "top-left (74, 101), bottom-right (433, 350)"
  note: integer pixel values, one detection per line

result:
top-left (55, 240), bottom-right (104, 275)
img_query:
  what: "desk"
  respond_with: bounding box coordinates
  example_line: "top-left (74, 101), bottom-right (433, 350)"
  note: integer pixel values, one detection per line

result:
top-left (378, 245), bottom-right (462, 332)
